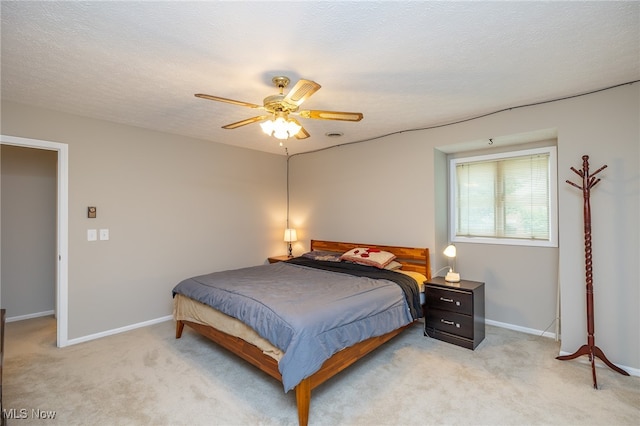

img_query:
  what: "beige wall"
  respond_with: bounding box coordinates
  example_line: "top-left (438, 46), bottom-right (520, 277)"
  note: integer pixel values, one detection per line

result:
top-left (1, 145), bottom-right (57, 317)
top-left (1, 84), bottom-right (638, 372)
top-left (1, 101), bottom-right (287, 339)
top-left (290, 84), bottom-right (639, 372)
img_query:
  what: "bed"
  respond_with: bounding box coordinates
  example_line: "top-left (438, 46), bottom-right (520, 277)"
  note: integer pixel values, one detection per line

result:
top-left (172, 240), bottom-right (431, 425)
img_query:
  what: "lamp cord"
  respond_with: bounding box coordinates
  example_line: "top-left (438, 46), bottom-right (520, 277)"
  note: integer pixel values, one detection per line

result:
top-left (285, 147), bottom-right (290, 229)
top-left (287, 80), bottom-right (639, 159)
top-left (433, 266), bottom-right (451, 277)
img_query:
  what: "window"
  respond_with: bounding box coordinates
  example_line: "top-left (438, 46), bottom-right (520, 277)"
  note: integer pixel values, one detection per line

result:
top-left (449, 146), bottom-right (557, 247)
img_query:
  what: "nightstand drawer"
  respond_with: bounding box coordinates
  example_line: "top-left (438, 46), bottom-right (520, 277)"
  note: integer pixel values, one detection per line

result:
top-left (426, 308), bottom-right (474, 339)
top-left (425, 286), bottom-right (473, 315)
top-left (424, 328), bottom-right (475, 350)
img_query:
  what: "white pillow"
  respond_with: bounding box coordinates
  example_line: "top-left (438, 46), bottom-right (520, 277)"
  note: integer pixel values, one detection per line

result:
top-left (340, 248), bottom-right (397, 269)
top-left (384, 260), bottom-right (403, 270)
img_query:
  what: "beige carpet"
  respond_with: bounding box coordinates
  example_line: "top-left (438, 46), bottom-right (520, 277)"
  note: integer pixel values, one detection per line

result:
top-left (3, 316), bottom-right (639, 425)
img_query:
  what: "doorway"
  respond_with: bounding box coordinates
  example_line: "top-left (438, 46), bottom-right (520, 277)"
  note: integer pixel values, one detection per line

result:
top-left (0, 135), bottom-right (68, 347)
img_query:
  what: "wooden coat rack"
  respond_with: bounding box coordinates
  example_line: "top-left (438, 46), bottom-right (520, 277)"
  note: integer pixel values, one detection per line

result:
top-left (556, 155), bottom-right (629, 388)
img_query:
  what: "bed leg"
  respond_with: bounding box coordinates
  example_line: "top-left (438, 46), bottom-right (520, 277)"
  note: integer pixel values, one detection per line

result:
top-left (175, 320), bottom-right (185, 339)
top-left (295, 378), bottom-right (311, 426)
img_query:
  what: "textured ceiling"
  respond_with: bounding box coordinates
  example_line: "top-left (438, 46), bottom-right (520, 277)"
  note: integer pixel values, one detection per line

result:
top-left (1, 1), bottom-right (638, 156)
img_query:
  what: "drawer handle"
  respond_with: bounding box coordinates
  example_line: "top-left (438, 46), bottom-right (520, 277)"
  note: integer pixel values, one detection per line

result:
top-left (440, 297), bottom-right (461, 306)
top-left (440, 319), bottom-right (461, 328)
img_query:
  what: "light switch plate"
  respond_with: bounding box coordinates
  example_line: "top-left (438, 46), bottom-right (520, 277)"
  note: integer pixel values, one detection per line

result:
top-left (87, 229), bottom-right (97, 241)
top-left (99, 229), bottom-right (109, 241)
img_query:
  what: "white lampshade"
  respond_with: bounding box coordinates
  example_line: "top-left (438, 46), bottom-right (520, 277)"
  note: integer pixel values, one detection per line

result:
top-left (443, 244), bottom-right (457, 258)
top-left (283, 228), bottom-right (297, 242)
top-left (443, 244), bottom-right (460, 282)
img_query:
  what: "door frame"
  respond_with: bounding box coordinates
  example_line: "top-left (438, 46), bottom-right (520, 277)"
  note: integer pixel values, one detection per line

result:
top-left (1, 134), bottom-right (69, 347)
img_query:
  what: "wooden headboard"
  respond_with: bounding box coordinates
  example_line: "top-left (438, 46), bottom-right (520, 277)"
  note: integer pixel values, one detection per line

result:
top-left (310, 240), bottom-right (431, 279)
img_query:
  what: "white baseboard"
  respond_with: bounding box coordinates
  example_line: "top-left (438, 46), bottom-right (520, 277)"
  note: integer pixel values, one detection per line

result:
top-left (489, 319), bottom-right (639, 377)
top-left (486, 318), bottom-right (558, 339)
top-left (65, 315), bottom-right (173, 346)
top-left (556, 350), bottom-right (640, 377)
top-left (6, 310), bottom-right (55, 323)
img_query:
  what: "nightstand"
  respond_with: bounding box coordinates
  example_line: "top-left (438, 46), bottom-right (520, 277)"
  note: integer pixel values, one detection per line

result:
top-left (424, 277), bottom-right (485, 350)
top-left (268, 255), bottom-right (293, 264)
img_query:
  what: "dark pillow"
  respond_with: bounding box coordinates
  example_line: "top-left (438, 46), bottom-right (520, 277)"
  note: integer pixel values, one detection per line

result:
top-left (301, 250), bottom-right (342, 262)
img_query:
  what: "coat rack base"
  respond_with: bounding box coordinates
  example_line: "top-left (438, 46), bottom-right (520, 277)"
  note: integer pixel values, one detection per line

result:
top-left (557, 344), bottom-right (629, 389)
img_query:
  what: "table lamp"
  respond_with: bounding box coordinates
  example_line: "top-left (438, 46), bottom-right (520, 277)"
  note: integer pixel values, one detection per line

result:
top-left (444, 244), bottom-right (460, 282)
top-left (284, 228), bottom-right (297, 257)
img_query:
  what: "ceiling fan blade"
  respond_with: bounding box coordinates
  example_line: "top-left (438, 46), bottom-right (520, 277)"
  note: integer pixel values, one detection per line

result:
top-left (195, 94), bottom-right (262, 109)
top-left (290, 118), bottom-right (310, 139)
top-left (299, 110), bottom-right (364, 122)
top-left (295, 128), bottom-right (310, 139)
top-left (283, 79), bottom-right (321, 107)
top-left (222, 115), bottom-right (269, 129)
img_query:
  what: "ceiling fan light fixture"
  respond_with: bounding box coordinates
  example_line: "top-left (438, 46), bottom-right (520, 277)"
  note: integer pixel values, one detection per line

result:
top-left (196, 76), bottom-right (363, 140)
top-left (260, 113), bottom-right (301, 140)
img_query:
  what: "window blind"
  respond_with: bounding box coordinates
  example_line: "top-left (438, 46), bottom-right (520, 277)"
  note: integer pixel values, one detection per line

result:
top-left (455, 152), bottom-right (551, 241)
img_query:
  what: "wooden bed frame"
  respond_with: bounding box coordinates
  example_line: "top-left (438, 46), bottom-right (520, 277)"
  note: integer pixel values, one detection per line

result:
top-left (175, 240), bottom-right (431, 426)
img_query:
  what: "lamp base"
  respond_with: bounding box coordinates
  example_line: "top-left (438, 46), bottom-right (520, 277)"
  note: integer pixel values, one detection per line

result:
top-left (445, 271), bottom-right (460, 283)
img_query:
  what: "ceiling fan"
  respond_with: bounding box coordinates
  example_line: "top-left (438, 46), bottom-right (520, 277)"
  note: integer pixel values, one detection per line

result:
top-left (195, 76), bottom-right (364, 141)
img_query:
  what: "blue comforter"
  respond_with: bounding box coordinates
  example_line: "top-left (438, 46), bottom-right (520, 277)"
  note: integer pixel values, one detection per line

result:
top-left (172, 259), bottom-right (421, 392)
